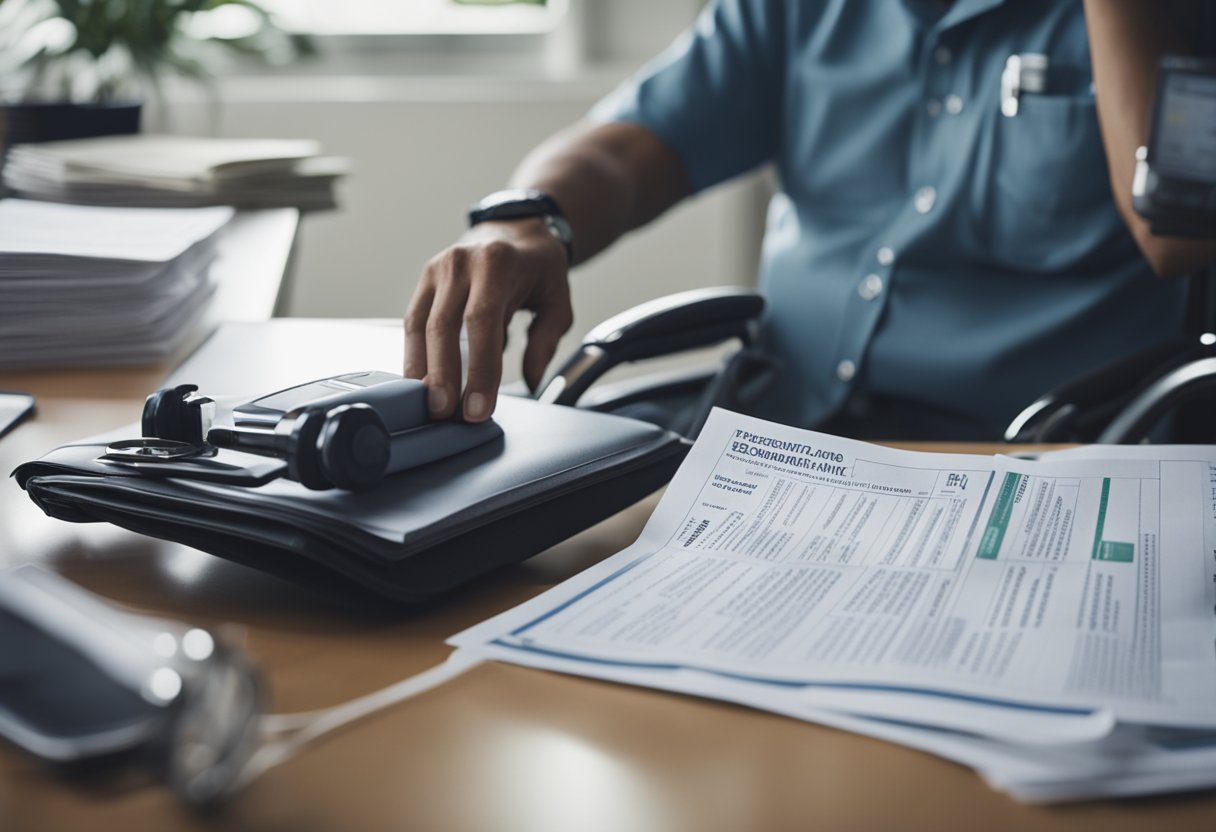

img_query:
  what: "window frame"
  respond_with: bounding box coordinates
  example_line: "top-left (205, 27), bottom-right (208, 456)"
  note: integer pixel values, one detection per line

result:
top-left (259, 0), bottom-right (567, 38)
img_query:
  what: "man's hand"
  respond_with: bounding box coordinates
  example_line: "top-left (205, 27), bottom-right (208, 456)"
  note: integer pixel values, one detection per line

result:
top-left (404, 218), bottom-right (573, 422)
top-left (403, 121), bottom-right (692, 422)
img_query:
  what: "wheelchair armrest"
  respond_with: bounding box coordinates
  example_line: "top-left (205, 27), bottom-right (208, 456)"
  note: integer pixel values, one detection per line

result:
top-left (1004, 340), bottom-right (1190, 443)
top-left (576, 367), bottom-right (720, 412)
top-left (1098, 356), bottom-right (1216, 443)
top-left (537, 286), bottom-right (764, 407)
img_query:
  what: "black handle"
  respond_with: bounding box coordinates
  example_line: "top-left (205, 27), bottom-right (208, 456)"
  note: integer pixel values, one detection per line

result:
top-left (536, 286), bottom-right (765, 407)
top-left (1098, 356), bottom-right (1216, 443)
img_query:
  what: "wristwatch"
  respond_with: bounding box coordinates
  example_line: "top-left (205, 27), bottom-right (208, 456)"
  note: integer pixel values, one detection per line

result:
top-left (468, 188), bottom-right (574, 265)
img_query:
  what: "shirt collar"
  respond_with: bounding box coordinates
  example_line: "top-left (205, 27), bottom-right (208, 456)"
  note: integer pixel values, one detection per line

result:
top-left (938, 0), bottom-right (1009, 30)
top-left (900, 0), bottom-right (1009, 30)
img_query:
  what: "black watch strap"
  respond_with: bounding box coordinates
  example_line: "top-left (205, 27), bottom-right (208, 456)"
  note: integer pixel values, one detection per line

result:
top-left (468, 188), bottom-right (573, 264)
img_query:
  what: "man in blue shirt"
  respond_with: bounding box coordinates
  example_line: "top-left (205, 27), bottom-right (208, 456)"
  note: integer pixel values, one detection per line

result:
top-left (405, 0), bottom-right (1216, 439)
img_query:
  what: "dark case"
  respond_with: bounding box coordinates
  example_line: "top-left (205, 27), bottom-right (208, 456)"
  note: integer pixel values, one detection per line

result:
top-left (14, 394), bottom-right (687, 604)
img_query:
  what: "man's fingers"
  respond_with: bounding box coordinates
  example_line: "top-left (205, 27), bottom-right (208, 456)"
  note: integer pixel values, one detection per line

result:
top-left (403, 277), bottom-right (435, 380)
top-left (407, 227), bottom-right (571, 419)
top-left (523, 300), bottom-right (574, 392)
top-left (461, 285), bottom-right (510, 422)
top-left (423, 250), bottom-right (471, 418)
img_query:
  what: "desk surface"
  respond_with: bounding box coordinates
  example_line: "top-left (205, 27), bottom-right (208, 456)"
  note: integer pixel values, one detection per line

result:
top-left (2, 362), bottom-right (1215, 831)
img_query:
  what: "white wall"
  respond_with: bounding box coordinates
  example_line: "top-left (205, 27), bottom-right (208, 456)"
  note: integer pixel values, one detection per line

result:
top-left (169, 0), bottom-right (768, 385)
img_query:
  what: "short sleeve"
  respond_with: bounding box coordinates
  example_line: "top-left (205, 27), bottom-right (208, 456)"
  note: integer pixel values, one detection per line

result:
top-left (590, 0), bottom-right (787, 194)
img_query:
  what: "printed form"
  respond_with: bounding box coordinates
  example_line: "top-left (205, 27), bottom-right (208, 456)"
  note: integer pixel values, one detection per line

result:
top-left (454, 409), bottom-right (1216, 729)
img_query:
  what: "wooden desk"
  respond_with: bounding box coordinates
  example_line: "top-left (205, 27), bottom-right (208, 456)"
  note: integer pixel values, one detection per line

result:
top-left (2, 364), bottom-right (1214, 831)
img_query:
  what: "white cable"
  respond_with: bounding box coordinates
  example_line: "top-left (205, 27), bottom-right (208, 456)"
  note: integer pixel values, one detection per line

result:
top-left (238, 651), bottom-right (483, 788)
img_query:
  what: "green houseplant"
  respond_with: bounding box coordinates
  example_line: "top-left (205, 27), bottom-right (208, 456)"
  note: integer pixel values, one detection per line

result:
top-left (0, 0), bottom-right (313, 149)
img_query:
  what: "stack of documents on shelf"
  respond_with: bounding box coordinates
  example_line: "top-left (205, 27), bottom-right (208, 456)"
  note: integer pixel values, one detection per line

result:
top-left (452, 410), bottom-right (1216, 802)
top-left (3, 134), bottom-right (347, 211)
top-left (0, 199), bottom-right (232, 369)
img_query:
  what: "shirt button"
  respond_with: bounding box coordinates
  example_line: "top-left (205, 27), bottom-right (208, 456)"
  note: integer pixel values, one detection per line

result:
top-left (934, 46), bottom-right (953, 65)
top-left (876, 246), bottom-right (895, 266)
top-left (858, 273), bottom-right (884, 301)
top-left (836, 360), bottom-right (856, 382)
top-left (914, 186), bottom-right (937, 214)
top-left (945, 94), bottom-right (964, 115)
top-left (926, 98), bottom-right (942, 118)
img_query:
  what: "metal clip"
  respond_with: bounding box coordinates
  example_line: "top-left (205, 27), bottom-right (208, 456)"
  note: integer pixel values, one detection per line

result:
top-left (102, 438), bottom-right (215, 463)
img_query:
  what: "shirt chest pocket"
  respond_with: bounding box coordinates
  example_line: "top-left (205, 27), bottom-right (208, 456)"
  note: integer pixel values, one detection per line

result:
top-left (984, 92), bottom-right (1117, 269)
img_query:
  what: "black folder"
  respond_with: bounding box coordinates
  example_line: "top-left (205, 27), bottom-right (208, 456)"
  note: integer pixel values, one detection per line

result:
top-left (12, 322), bottom-right (689, 603)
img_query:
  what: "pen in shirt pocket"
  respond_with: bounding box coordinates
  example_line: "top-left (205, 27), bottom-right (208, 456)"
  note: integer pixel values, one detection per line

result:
top-left (1001, 53), bottom-right (1096, 116)
top-left (1000, 53), bottom-right (1049, 117)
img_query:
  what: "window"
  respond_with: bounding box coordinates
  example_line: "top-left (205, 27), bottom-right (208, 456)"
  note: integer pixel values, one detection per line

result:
top-left (261, 0), bottom-right (567, 37)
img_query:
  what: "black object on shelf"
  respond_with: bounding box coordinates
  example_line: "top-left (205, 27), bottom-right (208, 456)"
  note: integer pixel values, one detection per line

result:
top-left (0, 100), bottom-right (141, 194)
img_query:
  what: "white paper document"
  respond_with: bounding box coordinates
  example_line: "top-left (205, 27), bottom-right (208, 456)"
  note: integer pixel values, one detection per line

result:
top-left (0, 199), bottom-right (232, 369)
top-left (460, 637), bottom-right (1216, 801)
top-left (0, 199), bottom-right (232, 264)
top-left (4, 136), bottom-right (347, 210)
top-left (451, 408), bottom-right (1216, 799)
top-left (5, 135), bottom-right (320, 184)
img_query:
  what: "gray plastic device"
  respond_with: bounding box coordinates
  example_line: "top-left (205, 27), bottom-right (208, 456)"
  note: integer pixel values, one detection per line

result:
top-left (228, 372), bottom-right (505, 477)
top-left (110, 373), bottom-right (503, 490)
top-left (232, 371), bottom-right (420, 429)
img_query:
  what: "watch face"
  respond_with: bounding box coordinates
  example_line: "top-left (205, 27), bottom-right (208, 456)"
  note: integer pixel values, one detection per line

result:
top-left (544, 214), bottom-right (574, 248)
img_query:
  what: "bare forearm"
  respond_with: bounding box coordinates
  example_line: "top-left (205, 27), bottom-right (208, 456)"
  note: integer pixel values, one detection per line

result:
top-left (1084, 0), bottom-right (1216, 276)
top-left (508, 121), bottom-right (691, 265)
top-left (405, 120), bottom-right (690, 421)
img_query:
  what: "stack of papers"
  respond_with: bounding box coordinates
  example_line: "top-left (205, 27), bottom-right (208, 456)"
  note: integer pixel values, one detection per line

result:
top-left (452, 410), bottom-right (1216, 802)
top-left (0, 199), bottom-right (233, 369)
top-left (3, 135), bottom-right (348, 211)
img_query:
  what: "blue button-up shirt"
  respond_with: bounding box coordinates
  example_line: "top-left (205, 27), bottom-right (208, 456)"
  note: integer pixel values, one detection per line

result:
top-left (593, 0), bottom-right (1198, 436)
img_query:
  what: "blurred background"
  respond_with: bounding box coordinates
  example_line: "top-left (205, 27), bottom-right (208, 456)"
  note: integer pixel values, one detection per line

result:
top-left (153, 0), bottom-right (768, 383)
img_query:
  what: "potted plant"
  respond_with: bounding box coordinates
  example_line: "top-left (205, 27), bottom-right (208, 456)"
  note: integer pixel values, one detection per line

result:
top-left (0, 0), bottom-right (313, 153)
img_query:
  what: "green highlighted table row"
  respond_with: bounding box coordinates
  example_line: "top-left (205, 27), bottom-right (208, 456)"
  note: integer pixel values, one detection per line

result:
top-left (976, 474), bottom-right (1134, 563)
top-left (977, 472), bottom-right (1020, 560)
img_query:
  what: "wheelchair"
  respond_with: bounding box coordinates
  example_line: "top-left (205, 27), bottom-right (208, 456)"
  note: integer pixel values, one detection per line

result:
top-left (529, 278), bottom-right (1214, 447)
top-left (525, 285), bottom-right (778, 440)
top-left (1004, 265), bottom-right (1216, 445)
